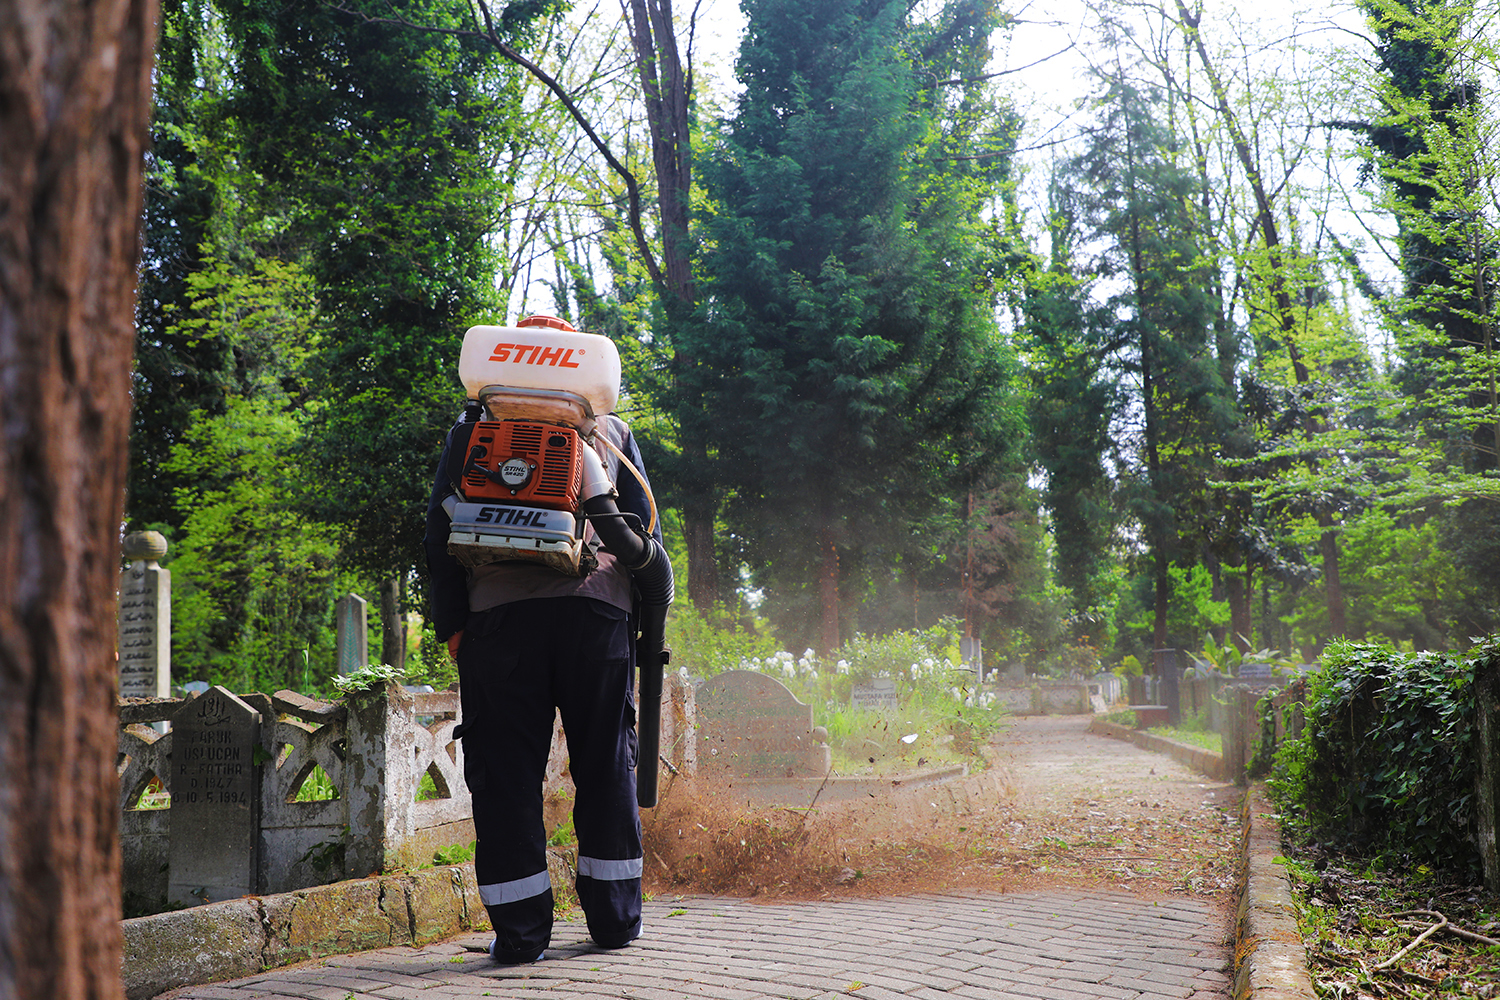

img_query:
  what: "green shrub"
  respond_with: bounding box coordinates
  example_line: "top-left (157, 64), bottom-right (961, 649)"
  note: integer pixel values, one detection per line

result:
top-left (1268, 637), bottom-right (1494, 877)
top-left (664, 603), bottom-right (781, 679)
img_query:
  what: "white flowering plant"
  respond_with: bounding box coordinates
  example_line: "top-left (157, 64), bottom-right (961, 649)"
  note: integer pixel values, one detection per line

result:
top-left (729, 620), bottom-right (1006, 771)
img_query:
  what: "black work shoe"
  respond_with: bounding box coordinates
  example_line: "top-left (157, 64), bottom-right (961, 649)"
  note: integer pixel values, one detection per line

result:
top-left (489, 939), bottom-right (545, 964)
top-left (593, 920), bottom-right (643, 950)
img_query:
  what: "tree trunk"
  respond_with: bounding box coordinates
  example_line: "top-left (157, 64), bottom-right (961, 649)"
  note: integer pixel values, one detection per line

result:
top-left (623, 0), bottom-right (722, 610)
top-left (0, 0), bottom-right (156, 995)
top-left (380, 575), bottom-right (405, 673)
top-left (1228, 564), bottom-right (1253, 654)
top-left (818, 517), bottom-right (840, 655)
top-left (1318, 524), bottom-right (1348, 640)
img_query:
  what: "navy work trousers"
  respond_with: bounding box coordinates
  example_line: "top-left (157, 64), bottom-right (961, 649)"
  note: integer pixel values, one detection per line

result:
top-left (456, 597), bottom-right (642, 961)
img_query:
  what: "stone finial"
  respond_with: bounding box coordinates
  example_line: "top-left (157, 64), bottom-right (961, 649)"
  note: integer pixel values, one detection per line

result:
top-left (123, 530), bottom-right (169, 563)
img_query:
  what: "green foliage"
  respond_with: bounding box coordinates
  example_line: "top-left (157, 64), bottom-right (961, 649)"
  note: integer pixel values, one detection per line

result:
top-left (403, 623), bottom-right (460, 691)
top-left (1147, 726), bottom-right (1221, 752)
top-left (1121, 564), bottom-right (1230, 650)
top-left (1189, 632), bottom-right (1297, 680)
top-left (664, 604), bottom-right (783, 680)
top-left (679, 0), bottom-right (1027, 646)
top-left (165, 394), bottom-right (346, 693)
top-left (332, 662), bottom-right (406, 695)
top-left (225, 0), bottom-right (519, 583)
top-left (1268, 637), bottom-right (1493, 875)
top-left (1022, 256), bottom-right (1122, 619)
top-left (431, 841), bottom-right (476, 866)
top-left (547, 817), bottom-right (577, 848)
top-left (299, 834), bottom-right (347, 875)
top-left (292, 766), bottom-right (339, 802)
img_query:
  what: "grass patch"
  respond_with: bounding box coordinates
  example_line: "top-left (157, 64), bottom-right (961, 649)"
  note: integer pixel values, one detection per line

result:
top-left (1147, 726), bottom-right (1222, 753)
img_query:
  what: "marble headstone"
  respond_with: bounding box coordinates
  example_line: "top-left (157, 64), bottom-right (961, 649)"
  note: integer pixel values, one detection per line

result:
top-left (167, 686), bottom-right (262, 905)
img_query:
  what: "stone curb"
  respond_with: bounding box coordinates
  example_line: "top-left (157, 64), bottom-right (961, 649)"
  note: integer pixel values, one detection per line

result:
top-left (1087, 718), bottom-right (1316, 1000)
top-left (122, 865), bottom-right (483, 1000)
top-left (1233, 785), bottom-right (1318, 1000)
top-left (123, 855), bottom-right (523, 1000)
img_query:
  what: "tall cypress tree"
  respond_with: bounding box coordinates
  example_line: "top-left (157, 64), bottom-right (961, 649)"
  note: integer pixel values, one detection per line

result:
top-left (681, 0), bottom-right (1023, 651)
top-left (1024, 176), bottom-right (1124, 623)
top-left (1064, 81), bottom-right (1234, 652)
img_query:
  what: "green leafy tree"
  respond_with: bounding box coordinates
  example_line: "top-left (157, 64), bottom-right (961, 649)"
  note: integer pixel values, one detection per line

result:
top-left (212, 0), bottom-right (539, 667)
top-left (132, 0), bottom-right (253, 529)
top-left (1356, 0), bottom-right (1500, 631)
top-left (682, 0), bottom-right (1024, 652)
top-left (154, 256), bottom-right (345, 692)
top-left (167, 396), bottom-right (344, 693)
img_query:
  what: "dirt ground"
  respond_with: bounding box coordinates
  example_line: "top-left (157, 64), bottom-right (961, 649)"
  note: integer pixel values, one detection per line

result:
top-left (640, 713), bottom-right (1242, 912)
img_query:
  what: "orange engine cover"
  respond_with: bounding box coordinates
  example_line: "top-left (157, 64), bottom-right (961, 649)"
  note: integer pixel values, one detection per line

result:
top-left (459, 421), bottom-right (582, 511)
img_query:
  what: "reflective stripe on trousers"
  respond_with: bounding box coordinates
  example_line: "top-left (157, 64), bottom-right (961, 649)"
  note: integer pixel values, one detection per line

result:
top-left (479, 870), bottom-right (552, 907)
top-left (577, 856), bottom-right (643, 880)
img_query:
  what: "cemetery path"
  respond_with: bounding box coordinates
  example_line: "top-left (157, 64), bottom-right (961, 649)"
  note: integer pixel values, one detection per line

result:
top-left (154, 714), bottom-right (1240, 1000)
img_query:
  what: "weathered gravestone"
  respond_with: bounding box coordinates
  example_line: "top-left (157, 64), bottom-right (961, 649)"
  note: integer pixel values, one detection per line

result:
top-left (168, 686), bottom-right (262, 906)
top-left (336, 593), bottom-right (369, 675)
top-left (960, 636), bottom-right (984, 679)
top-left (696, 670), bottom-right (830, 778)
top-left (850, 676), bottom-right (899, 710)
top-left (118, 530), bottom-right (171, 699)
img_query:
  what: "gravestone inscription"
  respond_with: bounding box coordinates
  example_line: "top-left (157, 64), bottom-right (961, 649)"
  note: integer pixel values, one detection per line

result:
top-left (167, 686), bottom-right (262, 906)
top-left (696, 670), bottom-right (830, 778)
top-left (850, 676), bottom-right (899, 710)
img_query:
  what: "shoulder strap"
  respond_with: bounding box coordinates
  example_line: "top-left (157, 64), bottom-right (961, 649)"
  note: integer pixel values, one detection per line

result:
top-left (445, 418), bottom-right (479, 496)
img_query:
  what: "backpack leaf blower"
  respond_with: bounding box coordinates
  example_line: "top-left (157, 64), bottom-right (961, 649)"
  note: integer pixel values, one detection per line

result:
top-left (443, 316), bottom-right (674, 807)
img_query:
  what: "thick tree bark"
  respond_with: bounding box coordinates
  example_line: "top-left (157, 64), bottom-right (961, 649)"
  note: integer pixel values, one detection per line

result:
top-left (0, 0), bottom-right (156, 995)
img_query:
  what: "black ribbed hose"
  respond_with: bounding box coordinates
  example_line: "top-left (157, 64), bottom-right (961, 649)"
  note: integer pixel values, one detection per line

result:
top-left (582, 495), bottom-right (674, 807)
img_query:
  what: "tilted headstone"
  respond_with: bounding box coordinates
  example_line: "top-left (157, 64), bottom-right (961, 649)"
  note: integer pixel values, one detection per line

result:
top-left (336, 593), bottom-right (369, 675)
top-left (167, 686), bottom-right (262, 906)
top-left (851, 676), bottom-right (899, 710)
top-left (118, 531), bottom-right (171, 699)
top-left (696, 670), bottom-right (830, 778)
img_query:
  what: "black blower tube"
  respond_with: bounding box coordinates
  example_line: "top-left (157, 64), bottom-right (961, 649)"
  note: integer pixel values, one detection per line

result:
top-left (634, 601), bottom-right (669, 808)
top-left (582, 495), bottom-right (674, 807)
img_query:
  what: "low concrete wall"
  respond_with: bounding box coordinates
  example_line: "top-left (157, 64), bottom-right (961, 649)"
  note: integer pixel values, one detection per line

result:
top-left (1087, 718), bottom-right (1229, 782)
top-left (991, 674), bottom-right (1119, 715)
top-left (121, 865), bottom-right (487, 1000)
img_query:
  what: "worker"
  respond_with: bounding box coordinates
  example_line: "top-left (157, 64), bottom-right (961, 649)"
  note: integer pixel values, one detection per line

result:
top-left (424, 394), bottom-right (666, 963)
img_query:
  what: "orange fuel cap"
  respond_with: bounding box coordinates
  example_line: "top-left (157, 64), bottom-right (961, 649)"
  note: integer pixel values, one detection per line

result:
top-left (516, 315), bottom-right (577, 332)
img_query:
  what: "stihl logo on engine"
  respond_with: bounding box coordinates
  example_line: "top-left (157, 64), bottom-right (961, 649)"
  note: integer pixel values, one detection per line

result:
top-left (487, 342), bottom-right (582, 368)
top-left (473, 506), bottom-right (553, 526)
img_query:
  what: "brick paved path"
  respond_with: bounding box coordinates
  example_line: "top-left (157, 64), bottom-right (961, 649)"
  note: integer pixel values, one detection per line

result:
top-left (167, 890), bottom-right (1228, 1000)
top-left (157, 717), bottom-right (1234, 1000)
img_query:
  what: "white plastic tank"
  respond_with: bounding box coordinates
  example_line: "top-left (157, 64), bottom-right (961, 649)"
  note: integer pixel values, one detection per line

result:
top-left (458, 318), bottom-right (620, 418)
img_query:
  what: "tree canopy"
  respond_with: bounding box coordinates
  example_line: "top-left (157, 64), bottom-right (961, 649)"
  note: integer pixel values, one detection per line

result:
top-left (128, 0), bottom-right (1500, 694)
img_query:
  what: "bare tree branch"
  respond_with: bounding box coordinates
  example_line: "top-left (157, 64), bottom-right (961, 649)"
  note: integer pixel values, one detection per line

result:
top-left (325, 0), bottom-right (668, 295)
